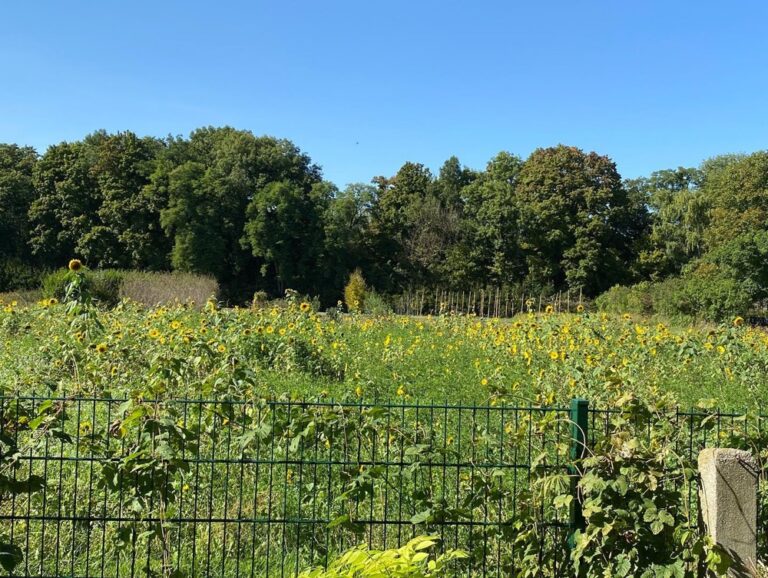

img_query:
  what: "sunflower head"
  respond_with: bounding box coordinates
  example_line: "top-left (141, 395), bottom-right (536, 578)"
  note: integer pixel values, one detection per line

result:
top-left (733, 316), bottom-right (745, 328)
top-left (68, 259), bottom-right (83, 272)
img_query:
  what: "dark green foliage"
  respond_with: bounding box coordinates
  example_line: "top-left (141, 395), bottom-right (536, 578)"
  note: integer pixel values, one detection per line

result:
top-left (4, 125), bottom-right (768, 316)
top-left (0, 260), bottom-right (46, 292)
top-left (0, 144), bottom-right (37, 264)
top-left (42, 269), bottom-right (125, 308)
top-left (515, 145), bottom-right (645, 295)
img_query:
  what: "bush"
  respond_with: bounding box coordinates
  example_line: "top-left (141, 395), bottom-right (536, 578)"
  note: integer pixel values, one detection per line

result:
top-left (363, 290), bottom-right (393, 315)
top-left (42, 269), bottom-right (125, 308)
top-left (344, 269), bottom-right (366, 312)
top-left (596, 268), bottom-right (755, 323)
top-left (298, 536), bottom-right (466, 578)
top-left (595, 283), bottom-right (653, 316)
top-left (0, 260), bottom-right (46, 293)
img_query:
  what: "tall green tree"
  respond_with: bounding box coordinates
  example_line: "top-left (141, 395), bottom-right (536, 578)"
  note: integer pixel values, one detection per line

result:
top-left (516, 145), bottom-right (644, 295)
top-left (700, 151), bottom-right (768, 249)
top-left (631, 167), bottom-right (706, 280)
top-left (158, 127), bottom-right (322, 297)
top-left (322, 183), bottom-right (377, 297)
top-left (241, 180), bottom-right (329, 295)
top-left (0, 144), bottom-right (37, 261)
top-left (454, 152), bottom-right (524, 287)
top-left (28, 140), bottom-right (101, 266)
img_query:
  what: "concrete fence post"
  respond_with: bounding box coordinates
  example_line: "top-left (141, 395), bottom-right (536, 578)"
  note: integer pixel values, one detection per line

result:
top-left (698, 448), bottom-right (758, 576)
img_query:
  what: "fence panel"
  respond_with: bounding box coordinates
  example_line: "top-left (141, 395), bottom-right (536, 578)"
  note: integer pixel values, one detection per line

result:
top-left (2, 396), bottom-right (767, 577)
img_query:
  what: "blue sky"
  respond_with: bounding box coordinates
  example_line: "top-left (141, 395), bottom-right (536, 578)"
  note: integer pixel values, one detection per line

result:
top-left (2, 1), bottom-right (767, 187)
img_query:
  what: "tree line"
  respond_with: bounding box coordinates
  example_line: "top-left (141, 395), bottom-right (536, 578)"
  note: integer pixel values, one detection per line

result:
top-left (1, 127), bottom-right (766, 312)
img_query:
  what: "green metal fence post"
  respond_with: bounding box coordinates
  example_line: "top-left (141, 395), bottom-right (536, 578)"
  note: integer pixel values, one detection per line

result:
top-left (568, 398), bottom-right (589, 551)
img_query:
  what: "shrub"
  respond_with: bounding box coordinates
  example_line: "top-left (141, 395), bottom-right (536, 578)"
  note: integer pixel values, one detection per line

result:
top-left (344, 269), bottom-right (366, 312)
top-left (298, 536), bottom-right (467, 578)
top-left (251, 290), bottom-right (269, 308)
top-left (363, 289), bottom-right (393, 315)
top-left (596, 266), bottom-right (756, 323)
top-left (594, 283), bottom-right (652, 316)
top-left (0, 260), bottom-right (46, 293)
top-left (42, 269), bottom-right (125, 308)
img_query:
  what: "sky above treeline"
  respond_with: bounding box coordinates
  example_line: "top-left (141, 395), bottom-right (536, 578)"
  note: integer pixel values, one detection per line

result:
top-left (2, 0), bottom-right (767, 187)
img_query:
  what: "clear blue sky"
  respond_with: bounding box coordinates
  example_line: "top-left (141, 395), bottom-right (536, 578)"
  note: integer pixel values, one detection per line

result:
top-left (2, 1), bottom-right (767, 187)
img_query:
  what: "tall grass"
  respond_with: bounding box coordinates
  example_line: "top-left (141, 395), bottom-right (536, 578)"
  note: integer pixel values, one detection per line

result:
top-left (120, 271), bottom-right (218, 307)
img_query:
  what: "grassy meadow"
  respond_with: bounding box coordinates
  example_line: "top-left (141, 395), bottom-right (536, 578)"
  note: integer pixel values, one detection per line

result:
top-left (1, 296), bottom-right (766, 410)
top-left (2, 292), bottom-right (768, 577)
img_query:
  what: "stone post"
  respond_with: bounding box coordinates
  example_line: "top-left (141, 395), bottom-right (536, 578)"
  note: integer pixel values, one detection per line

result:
top-left (698, 448), bottom-right (758, 577)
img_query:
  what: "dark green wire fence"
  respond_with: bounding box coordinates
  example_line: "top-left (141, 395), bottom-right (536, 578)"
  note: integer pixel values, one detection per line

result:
top-left (0, 396), bottom-right (765, 577)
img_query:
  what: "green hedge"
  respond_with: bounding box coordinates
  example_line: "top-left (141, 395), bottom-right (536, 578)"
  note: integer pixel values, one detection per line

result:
top-left (596, 270), bottom-right (755, 322)
top-left (42, 269), bottom-right (125, 308)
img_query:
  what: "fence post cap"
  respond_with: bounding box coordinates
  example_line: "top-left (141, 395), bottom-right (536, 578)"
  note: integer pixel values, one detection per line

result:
top-left (698, 447), bottom-right (756, 470)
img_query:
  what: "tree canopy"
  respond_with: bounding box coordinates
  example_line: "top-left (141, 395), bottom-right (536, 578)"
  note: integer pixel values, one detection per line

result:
top-left (3, 126), bottom-right (768, 313)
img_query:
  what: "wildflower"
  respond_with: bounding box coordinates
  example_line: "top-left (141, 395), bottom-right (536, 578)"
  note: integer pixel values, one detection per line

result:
top-left (733, 316), bottom-right (745, 328)
top-left (95, 342), bottom-right (108, 353)
top-left (217, 344), bottom-right (226, 353)
top-left (549, 351), bottom-right (559, 361)
top-left (266, 326), bottom-right (274, 334)
top-left (397, 385), bottom-right (406, 396)
top-left (68, 259), bottom-right (83, 272)
top-left (480, 378), bottom-right (488, 386)
top-left (300, 302), bottom-right (311, 312)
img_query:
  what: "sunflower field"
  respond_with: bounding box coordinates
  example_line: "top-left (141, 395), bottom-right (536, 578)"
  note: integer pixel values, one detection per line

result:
top-left (1, 273), bottom-right (768, 577)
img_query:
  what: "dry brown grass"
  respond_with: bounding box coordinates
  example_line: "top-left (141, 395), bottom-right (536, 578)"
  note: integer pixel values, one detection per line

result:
top-left (0, 289), bottom-right (42, 305)
top-left (120, 271), bottom-right (218, 307)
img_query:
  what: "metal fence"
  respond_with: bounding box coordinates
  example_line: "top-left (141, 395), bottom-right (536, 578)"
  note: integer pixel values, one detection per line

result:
top-left (0, 396), bottom-right (765, 577)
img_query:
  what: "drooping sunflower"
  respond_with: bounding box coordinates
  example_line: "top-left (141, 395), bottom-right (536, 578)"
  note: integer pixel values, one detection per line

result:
top-left (733, 316), bottom-right (745, 328)
top-left (68, 259), bottom-right (83, 272)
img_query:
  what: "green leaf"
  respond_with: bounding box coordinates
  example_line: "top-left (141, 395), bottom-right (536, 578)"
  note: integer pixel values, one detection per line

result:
top-left (410, 509), bottom-right (433, 525)
top-left (0, 542), bottom-right (22, 572)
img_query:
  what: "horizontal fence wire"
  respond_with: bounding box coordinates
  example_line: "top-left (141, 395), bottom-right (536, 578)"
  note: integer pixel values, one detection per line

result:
top-left (0, 396), bottom-right (766, 577)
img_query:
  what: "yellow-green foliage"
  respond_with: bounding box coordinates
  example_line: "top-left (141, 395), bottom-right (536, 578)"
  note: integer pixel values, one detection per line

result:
top-left (344, 268), bottom-right (366, 312)
top-left (298, 536), bottom-right (467, 578)
top-left (1, 299), bottom-right (767, 408)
